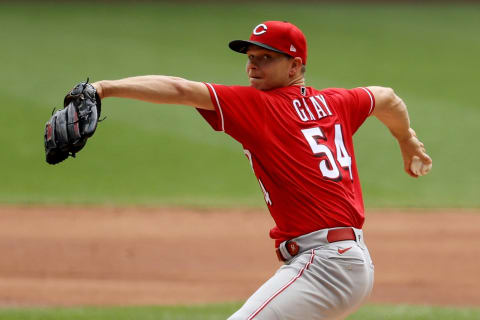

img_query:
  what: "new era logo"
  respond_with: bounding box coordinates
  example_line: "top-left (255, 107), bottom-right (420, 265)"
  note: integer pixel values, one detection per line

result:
top-left (290, 44), bottom-right (296, 52)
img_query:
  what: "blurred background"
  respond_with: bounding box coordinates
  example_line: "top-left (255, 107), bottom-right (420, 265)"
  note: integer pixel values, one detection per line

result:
top-left (1, 1), bottom-right (478, 209)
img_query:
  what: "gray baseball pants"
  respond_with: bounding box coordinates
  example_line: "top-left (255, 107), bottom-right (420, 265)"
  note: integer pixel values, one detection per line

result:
top-left (228, 228), bottom-right (374, 320)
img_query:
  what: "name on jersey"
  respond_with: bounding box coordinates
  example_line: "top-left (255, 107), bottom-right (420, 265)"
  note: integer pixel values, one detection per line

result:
top-left (292, 95), bottom-right (332, 122)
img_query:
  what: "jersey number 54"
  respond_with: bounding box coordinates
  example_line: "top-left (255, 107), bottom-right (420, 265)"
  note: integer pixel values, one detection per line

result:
top-left (301, 124), bottom-right (353, 182)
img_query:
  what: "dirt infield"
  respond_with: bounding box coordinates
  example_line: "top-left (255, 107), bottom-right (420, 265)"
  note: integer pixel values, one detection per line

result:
top-left (0, 206), bottom-right (479, 307)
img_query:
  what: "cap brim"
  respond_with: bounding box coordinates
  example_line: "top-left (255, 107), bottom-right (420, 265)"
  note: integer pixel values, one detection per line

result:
top-left (229, 40), bottom-right (286, 55)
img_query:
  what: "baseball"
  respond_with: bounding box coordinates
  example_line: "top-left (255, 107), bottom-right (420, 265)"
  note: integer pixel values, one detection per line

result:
top-left (410, 156), bottom-right (432, 176)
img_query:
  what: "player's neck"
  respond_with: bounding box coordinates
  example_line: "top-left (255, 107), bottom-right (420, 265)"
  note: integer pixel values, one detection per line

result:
top-left (288, 75), bottom-right (305, 87)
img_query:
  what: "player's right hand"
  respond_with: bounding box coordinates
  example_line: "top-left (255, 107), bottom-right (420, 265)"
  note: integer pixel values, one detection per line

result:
top-left (397, 128), bottom-right (432, 178)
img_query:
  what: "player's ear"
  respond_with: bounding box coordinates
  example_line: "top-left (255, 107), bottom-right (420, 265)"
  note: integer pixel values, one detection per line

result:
top-left (289, 57), bottom-right (303, 77)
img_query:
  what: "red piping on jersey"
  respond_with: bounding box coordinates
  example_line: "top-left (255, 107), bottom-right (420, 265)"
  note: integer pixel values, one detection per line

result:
top-left (246, 250), bottom-right (316, 320)
top-left (206, 83), bottom-right (225, 131)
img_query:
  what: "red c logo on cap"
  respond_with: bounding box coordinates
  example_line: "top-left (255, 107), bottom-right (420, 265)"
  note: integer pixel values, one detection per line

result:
top-left (253, 23), bottom-right (267, 35)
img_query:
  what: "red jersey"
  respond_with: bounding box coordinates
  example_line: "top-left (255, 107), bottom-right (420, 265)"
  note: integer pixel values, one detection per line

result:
top-left (198, 84), bottom-right (375, 246)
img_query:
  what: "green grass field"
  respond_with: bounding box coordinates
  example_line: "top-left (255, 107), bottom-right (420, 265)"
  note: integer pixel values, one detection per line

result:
top-left (0, 2), bottom-right (479, 207)
top-left (1, 304), bottom-right (480, 320)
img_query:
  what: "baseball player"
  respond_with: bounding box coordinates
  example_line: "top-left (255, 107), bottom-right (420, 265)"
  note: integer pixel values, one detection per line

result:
top-left (90, 21), bottom-right (432, 320)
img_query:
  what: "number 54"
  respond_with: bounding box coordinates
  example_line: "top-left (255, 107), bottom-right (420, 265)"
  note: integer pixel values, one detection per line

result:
top-left (301, 124), bottom-right (353, 181)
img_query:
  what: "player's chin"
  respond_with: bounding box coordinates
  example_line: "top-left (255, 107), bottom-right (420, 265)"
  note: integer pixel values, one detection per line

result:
top-left (249, 78), bottom-right (270, 91)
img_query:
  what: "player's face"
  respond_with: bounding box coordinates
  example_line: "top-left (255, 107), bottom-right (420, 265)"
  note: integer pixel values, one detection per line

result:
top-left (245, 46), bottom-right (293, 91)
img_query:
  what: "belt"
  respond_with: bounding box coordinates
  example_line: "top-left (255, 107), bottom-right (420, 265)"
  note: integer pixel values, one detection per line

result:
top-left (275, 227), bottom-right (358, 262)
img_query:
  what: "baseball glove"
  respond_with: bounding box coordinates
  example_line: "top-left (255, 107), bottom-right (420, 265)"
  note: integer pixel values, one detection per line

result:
top-left (44, 79), bottom-right (102, 165)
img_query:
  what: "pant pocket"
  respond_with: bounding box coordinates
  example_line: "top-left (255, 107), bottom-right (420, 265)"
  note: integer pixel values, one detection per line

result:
top-left (321, 244), bottom-right (366, 265)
